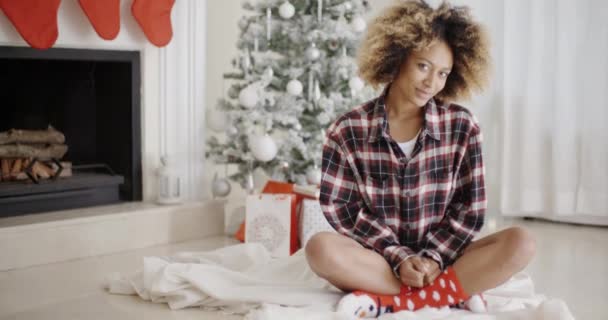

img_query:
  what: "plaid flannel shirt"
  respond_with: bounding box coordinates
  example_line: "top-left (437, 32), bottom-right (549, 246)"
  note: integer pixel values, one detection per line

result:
top-left (319, 88), bottom-right (486, 274)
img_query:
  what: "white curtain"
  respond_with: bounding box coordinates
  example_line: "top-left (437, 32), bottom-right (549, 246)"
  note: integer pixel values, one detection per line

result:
top-left (498, 0), bottom-right (608, 224)
top-left (449, 0), bottom-right (608, 225)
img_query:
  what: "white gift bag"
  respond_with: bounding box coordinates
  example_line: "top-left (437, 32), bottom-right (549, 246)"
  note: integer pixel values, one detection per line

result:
top-left (245, 194), bottom-right (295, 258)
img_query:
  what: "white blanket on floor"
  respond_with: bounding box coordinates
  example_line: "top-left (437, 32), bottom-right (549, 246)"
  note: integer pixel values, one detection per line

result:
top-left (105, 243), bottom-right (574, 320)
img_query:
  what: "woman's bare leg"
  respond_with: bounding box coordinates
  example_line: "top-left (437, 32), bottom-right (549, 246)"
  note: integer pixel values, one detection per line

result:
top-left (305, 232), bottom-right (402, 295)
top-left (306, 227), bottom-right (535, 297)
top-left (453, 226), bottom-right (536, 295)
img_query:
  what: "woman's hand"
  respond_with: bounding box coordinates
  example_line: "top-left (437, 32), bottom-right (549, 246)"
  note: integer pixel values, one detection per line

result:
top-left (419, 257), bottom-right (441, 286)
top-left (398, 258), bottom-right (425, 287)
top-left (399, 257), bottom-right (441, 287)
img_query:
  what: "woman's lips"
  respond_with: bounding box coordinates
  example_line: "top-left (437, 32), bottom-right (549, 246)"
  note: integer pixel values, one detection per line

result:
top-left (416, 88), bottom-right (431, 99)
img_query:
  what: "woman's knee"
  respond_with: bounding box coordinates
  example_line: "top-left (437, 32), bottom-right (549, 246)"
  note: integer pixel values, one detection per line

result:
top-left (502, 227), bottom-right (536, 270)
top-left (305, 232), bottom-right (346, 276)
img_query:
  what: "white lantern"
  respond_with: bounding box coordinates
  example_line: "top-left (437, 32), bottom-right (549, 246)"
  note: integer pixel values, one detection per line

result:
top-left (279, 1), bottom-right (295, 19)
top-left (239, 85), bottom-right (259, 108)
top-left (249, 134), bottom-right (278, 162)
top-left (287, 79), bottom-right (303, 95)
top-left (157, 156), bottom-right (183, 205)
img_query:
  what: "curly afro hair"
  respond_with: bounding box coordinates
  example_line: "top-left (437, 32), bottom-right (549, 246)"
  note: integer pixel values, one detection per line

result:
top-left (357, 0), bottom-right (491, 102)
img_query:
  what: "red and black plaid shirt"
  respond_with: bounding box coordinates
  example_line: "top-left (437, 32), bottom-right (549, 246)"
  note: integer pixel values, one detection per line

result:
top-left (320, 87), bottom-right (486, 273)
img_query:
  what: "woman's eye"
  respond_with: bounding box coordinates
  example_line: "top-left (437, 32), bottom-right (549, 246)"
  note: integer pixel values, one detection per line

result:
top-left (418, 63), bottom-right (428, 71)
top-left (439, 72), bottom-right (449, 78)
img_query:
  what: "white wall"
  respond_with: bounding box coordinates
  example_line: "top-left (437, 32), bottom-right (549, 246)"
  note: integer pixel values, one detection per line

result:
top-left (203, 1), bottom-right (245, 198)
top-left (0, 0), bottom-right (207, 202)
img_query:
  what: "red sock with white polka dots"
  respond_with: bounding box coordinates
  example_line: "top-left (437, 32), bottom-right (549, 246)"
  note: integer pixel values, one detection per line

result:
top-left (337, 267), bottom-right (470, 318)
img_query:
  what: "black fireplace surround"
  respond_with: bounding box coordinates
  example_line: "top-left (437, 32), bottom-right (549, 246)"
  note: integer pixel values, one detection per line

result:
top-left (0, 46), bottom-right (142, 217)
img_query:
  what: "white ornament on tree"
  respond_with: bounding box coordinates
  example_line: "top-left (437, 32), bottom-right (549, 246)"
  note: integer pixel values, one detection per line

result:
top-left (351, 16), bottom-right (367, 33)
top-left (306, 165), bottom-right (322, 185)
top-left (287, 79), bottom-right (303, 95)
top-left (241, 48), bottom-right (252, 72)
top-left (266, 7), bottom-right (272, 41)
top-left (239, 85), bottom-right (259, 108)
top-left (278, 1), bottom-right (295, 19)
top-left (262, 67), bottom-right (274, 85)
top-left (313, 79), bottom-right (321, 101)
top-left (249, 134), bottom-right (278, 162)
top-left (264, 66), bottom-right (274, 78)
top-left (226, 125), bottom-right (238, 136)
top-left (306, 43), bottom-right (321, 60)
top-left (349, 76), bottom-right (365, 92)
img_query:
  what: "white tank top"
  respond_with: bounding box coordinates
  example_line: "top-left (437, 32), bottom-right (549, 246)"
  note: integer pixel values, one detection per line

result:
top-left (397, 129), bottom-right (421, 159)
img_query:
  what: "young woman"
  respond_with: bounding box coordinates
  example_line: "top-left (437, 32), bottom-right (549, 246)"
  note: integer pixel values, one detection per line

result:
top-left (306, 1), bottom-right (535, 317)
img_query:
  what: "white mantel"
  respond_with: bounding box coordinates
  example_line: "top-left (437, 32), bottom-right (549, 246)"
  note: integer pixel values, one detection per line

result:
top-left (0, 0), bottom-right (208, 202)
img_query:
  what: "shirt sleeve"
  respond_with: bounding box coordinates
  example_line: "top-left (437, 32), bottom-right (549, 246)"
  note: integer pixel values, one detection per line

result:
top-left (319, 133), bottom-right (415, 275)
top-left (420, 124), bottom-right (486, 269)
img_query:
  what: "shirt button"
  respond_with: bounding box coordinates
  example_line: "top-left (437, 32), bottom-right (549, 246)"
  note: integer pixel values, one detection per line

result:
top-left (404, 190), bottom-right (410, 197)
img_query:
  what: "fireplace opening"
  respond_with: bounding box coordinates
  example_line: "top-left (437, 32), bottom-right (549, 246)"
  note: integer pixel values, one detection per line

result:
top-left (0, 46), bottom-right (142, 217)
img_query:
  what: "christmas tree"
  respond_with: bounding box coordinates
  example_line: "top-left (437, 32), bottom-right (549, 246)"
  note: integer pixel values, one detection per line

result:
top-left (206, 0), bottom-right (375, 192)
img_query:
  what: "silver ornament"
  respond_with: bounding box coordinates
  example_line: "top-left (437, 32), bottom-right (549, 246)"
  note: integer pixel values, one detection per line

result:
top-left (239, 85), bottom-right (259, 108)
top-left (280, 160), bottom-right (290, 170)
top-left (226, 126), bottom-right (238, 136)
top-left (279, 1), bottom-right (295, 19)
top-left (280, 160), bottom-right (291, 182)
top-left (313, 79), bottom-right (321, 101)
top-left (264, 66), bottom-right (274, 78)
top-left (306, 43), bottom-right (321, 60)
top-left (241, 48), bottom-right (252, 71)
top-left (287, 79), bottom-right (303, 95)
top-left (211, 173), bottom-right (231, 198)
top-left (249, 134), bottom-right (278, 162)
top-left (306, 166), bottom-right (322, 185)
top-left (241, 167), bottom-right (255, 194)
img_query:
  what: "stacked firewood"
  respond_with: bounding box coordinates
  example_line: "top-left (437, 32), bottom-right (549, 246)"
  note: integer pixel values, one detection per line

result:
top-left (0, 127), bottom-right (71, 182)
top-left (0, 158), bottom-right (72, 182)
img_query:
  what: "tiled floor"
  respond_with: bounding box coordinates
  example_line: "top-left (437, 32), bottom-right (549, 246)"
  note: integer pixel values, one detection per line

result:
top-left (0, 216), bottom-right (606, 319)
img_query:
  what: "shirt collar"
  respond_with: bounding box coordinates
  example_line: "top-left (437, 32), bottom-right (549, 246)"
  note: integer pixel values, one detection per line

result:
top-left (368, 84), bottom-right (442, 143)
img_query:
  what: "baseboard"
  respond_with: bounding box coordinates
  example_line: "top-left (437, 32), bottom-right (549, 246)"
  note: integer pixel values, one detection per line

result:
top-left (0, 200), bottom-right (225, 271)
top-left (501, 211), bottom-right (608, 227)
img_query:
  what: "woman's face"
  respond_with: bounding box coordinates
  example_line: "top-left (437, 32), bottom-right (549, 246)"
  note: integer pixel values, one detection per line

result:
top-left (392, 40), bottom-right (454, 107)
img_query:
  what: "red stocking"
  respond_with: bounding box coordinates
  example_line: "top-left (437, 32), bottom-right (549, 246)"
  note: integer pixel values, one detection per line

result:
top-left (131, 0), bottom-right (175, 47)
top-left (78, 0), bottom-right (120, 40)
top-left (0, 0), bottom-right (61, 49)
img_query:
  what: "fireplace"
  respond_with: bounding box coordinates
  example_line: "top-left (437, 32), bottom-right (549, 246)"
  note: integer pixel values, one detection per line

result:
top-left (0, 46), bottom-right (142, 217)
